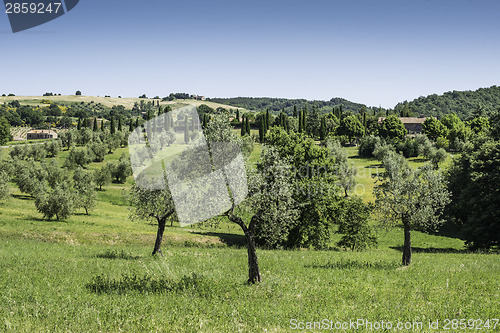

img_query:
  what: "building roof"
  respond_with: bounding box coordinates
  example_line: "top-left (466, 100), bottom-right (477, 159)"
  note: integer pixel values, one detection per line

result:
top-left (378, 117), bottom-right (428, 124)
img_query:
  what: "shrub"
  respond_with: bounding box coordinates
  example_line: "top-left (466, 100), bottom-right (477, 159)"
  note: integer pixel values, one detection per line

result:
top-left (64, 147), bottom-right (94, 169)
top-left (373, 142), bottom-right (395, 161)
top-left (396, 139), bottom-right (419, 158)
top-left (358, 135), bottom-right (383, 157)
top-left (89, 142), bottom-right (107, 162)
top-left (44, 140), bottom-right (61, 157)
top-left (336, 198), bottom-right (377, 251)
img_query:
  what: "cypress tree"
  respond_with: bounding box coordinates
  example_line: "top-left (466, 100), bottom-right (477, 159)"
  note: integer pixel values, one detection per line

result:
top-left (386, 109), bottom-right (389, 117)
top-left (339, 104), bottom-right (343, 119)
top-left (202, 114), bottom-right (208, 129)
top-left (110, 117), bottom-right (115, 135)
top-left (158, 106), bottom-right (163, 116)
top-left (320, 117), bottom-right (326, 140)
top-left (293, 105), bottom-right (297, 118)
top-left (259, 115), bottom-right (264, 142)
top-left (93, 118), bottom-right (98, 132)
top-left (266, 109), bottom-right (270, 131)
top-left (77, 118), bottom-right (82, 130)
top-left (146, 110), bottom-right (151, 121)
top-left (246, 116), bottom-right (250, 135)
top-left (236, 109), bottom-right (240, 122)
top-left (240, 115), bottom-right (245, 136)
top-left (298, 109), bottom-right (303, 133)
top-left (135, 117), bottom-right (139, 129)
top-left (118, 118), bottom-right (122, 132)
top-left (101, 120), bottom-right (104, 131)
top-left (302, 108), bottom-right (307, 134)
top-left (129, 119), bottom-right (134, 132)
top-left (362, 111), bottom-right (367, 130)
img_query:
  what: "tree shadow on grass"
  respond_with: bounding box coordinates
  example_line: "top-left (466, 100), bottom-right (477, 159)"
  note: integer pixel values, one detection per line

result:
top-left (12, 194), bottom-right (33, 201)
top-left (306, 258), bottom-right (399, 270)
top-left (390, 246), bottom-right (468, 254)
top-left (409, 158), bottom-right (429, 163)
top-left (94, 249), bottom-right (141, 260)
top-left (18, 216), bottom-right (68, 223)
top-left (189, 231), bottom-right (246, 248)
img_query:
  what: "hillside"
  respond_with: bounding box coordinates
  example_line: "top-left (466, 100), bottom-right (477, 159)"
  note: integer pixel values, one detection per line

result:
top-left (0, 95), bottom-right (246, 113)
top-left (393, 85), bottom-right (500, 119)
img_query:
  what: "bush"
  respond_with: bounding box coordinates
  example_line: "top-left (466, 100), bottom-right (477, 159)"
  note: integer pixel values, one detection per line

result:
top-left (373, 142), bottom-right (395, 161)
top-left (358, 135), bottom-right (383, 157)
top-left (44, 140), bottom-right (61, 157)
top-left (336, 198), bottom-right (377, 251)
top-left (30, 144), bottom-right (47, 161)
top-left (64, 147), bottom-right (94, 169)
top-left (436, 136), bottom-right (449, 149)
top-left (13, 160), bottom-right (47, 196)
top-left (89, 142), bottom-right (107, 162)
top-left (396, 139), bottom-right (419, 158)
top-left (9, 145), bottom-right (29, 160)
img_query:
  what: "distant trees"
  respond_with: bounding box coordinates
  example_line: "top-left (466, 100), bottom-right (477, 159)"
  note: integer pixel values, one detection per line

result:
top-left (378, 115), bottom-right (406, 141)
top-left (64, 147), bottom-right (94, 169)
top-left (337, 115), bottom-right (364, 143)
top-left (374, 151), bottom-right (450, 265)
top-left (0, 117), bottom-right (12, 145)
top-left (422, 117), bottom-right (448, 141)
top-left (75, 90), bottom-right (82, 96)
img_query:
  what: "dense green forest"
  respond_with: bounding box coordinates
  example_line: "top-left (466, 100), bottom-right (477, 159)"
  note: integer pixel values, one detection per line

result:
top-left (207, 97), bottom-right (376, 115)
top-left (394, 86), bottom-right (500, 119)
top-left (210, 85), bottom-right (500, 119)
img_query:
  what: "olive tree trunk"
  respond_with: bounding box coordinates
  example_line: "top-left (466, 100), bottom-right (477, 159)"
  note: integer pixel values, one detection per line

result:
top-left (152, 217), bottom-right (166, 256)
top-left (402, 217), bottom-right (412, 266)
top-left (228, 213), bottom-right (262, 284)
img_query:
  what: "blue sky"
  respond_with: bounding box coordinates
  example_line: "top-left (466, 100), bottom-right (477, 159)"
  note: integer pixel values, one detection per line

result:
top-left (1, 0), bottom-right (499, 108)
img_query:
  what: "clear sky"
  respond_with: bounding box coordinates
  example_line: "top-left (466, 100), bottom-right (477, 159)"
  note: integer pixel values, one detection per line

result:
top-left (1, 0), bottom-right (499, 108)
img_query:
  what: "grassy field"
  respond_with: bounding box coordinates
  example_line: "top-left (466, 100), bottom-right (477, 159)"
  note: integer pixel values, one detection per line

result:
top-left (0, 143), bottom-right (498, 332)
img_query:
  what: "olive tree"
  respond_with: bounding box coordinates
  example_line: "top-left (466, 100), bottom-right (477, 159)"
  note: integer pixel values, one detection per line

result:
top-left (34, 184), bottom-right (74, 220)
top-left (73, 167), bottom-right (97, 215)
top-left (374, 151), bottom-right (450, 265)
top-left (129, 175), bottom-right (176, 255)
top-left (0, 170), bottom-right (10, 200)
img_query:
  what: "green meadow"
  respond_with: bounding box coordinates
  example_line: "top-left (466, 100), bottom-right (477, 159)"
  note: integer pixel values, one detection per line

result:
top-left (0, 143), bottom-right (499, 332)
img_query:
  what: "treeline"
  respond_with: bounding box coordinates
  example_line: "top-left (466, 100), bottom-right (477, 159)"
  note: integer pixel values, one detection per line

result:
top-left (394, 85), bottom-right (500, 119)
top-left (207, 97), bottom-right (376, 115)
